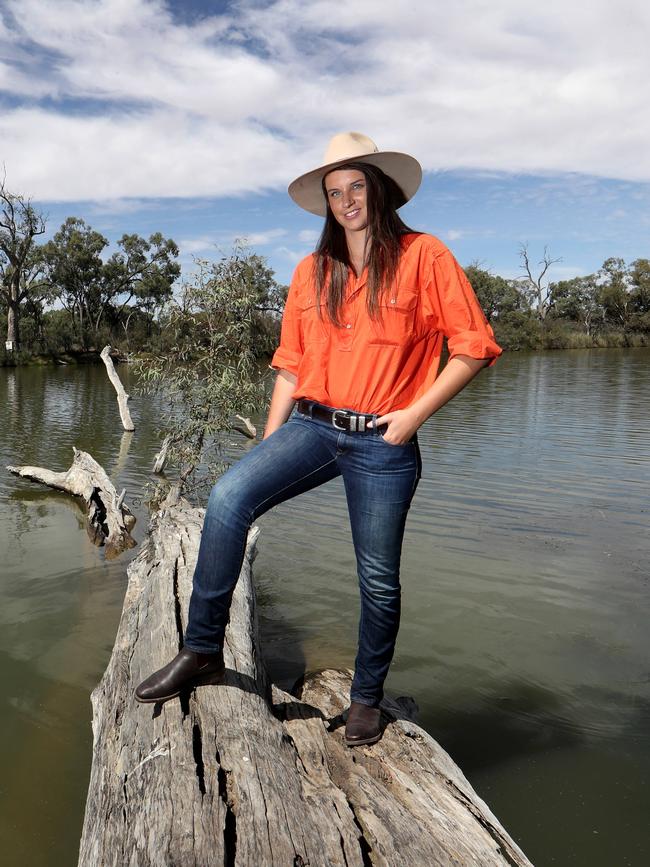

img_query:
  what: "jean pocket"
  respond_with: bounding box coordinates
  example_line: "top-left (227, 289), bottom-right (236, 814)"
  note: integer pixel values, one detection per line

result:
top-left (379, 430), bottom-right (413, 447)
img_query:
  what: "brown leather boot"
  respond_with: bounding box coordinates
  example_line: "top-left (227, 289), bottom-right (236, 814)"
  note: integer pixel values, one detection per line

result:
top-left (135, 646), bottom-right (225, 704)
top-left (345, 701), bottom-right (383, 746)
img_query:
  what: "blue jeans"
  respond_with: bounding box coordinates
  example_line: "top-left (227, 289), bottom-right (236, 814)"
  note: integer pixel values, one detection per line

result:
top-left (185, 403), bottom-right (422, 706)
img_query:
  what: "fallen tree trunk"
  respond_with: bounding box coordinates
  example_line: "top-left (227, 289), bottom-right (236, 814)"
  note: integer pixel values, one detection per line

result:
top-left (7, 447), bottom-right (136, 558)
top-left (79, 498), bottom-right (533, 866)
top-left (101, 345), bottom-right (135, 431)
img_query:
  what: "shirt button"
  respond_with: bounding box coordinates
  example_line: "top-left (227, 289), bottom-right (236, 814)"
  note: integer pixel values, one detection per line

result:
top-left (346, 323), bottom-right (352, 328)
top-left (390, 299), bottom-right (396, 304)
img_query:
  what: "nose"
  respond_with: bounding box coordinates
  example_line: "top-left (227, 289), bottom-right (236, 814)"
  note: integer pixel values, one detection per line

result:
top-left (343, 189), bottom-right (355, 208)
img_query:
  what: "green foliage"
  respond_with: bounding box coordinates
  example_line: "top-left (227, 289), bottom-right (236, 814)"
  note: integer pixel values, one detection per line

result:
top-left (492, 310), bottom-right (542, 351)
top-left (549, 275), bottom-right (601, 335)
top-left (133, 245), bottom-right (270, 500)
top-left (42, 218), bottom-right (180, 348)
top-left (42, 309), bottom-right (77, 353)
top-left (464, 265), bottom-right (523, 321)
top-left (465, 265), bottom-right (541, 350)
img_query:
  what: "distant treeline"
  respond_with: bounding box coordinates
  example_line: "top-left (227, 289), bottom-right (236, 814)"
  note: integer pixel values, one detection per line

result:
top-left (467, 251), bottom-right (650, 351)
top-left (1, 179), bottom-right (648, 365)
top-left (0, 179), bottom-right (286, 365)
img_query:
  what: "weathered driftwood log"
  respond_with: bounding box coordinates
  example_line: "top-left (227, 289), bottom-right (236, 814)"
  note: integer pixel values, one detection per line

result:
top-left (79, 498), bottom-right (533, 867)
top-left (7, 447), bottom-right (136, 558)
top-left (231, 414), bottom-right (257, 439)
top-left (152, 435), bottom-right (171, 474)
top-left (100, 344), bottom-right (135, 431)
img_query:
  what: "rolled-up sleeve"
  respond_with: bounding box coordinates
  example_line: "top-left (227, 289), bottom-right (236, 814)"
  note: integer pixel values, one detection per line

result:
top-left (269, 274), bottom-right (303, 375)
top-left (424, 248), bottom-right (502, 366)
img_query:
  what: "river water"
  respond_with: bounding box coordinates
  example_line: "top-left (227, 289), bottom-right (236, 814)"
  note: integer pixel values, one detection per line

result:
top-left (0, 349), bottom-right (648, 866)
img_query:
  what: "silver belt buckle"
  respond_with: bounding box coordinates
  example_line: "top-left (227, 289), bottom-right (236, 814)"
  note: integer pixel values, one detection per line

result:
top-left (331, 409), bottom-right (348, 430)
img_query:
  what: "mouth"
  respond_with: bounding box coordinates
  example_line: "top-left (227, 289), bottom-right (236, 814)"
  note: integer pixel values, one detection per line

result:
top-left (344, 209), bottom-right (361, 219)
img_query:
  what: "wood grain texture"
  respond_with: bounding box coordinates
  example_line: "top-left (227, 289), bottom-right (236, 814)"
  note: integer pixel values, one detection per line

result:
top-left (79, 498), bottom-right (533, 866)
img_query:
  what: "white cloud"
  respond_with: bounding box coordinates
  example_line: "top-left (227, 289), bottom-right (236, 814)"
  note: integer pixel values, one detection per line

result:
top-left (178, 228), bottom-right (288, 260)
top-left (274, 245), bottom-right (310, 264)
top-left (241, 228), bottom-right (288, 246)
top-left (298, 228), bottom-right (320, 243)
top-left (0, 0), bottom-right (649, 200)
top-left (179, 235), bottom-right (218, 255)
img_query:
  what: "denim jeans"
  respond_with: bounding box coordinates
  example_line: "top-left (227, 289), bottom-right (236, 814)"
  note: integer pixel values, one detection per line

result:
top-left (185, 403), bottom-right (422, 707)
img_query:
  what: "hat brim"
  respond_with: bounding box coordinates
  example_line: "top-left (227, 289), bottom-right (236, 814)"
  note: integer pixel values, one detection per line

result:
top-left (288, 151), bottom-right (423, 216)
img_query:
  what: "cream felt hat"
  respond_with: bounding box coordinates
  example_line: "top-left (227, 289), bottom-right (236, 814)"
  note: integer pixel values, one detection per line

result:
top-left (288, 131), bottom-right (422, 216)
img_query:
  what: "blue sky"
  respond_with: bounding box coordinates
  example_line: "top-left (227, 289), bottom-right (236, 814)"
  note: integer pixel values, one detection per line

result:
top-left (1, 0), bottom-right (648, 286)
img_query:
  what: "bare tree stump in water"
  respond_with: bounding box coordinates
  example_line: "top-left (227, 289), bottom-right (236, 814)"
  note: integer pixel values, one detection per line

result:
top-left (78, 497), bottom-right (533, 867)
top-left (100, 344), bottom-right (135, 431)
top-left (152, 435), bottom-right (171, 474)
top-left (7, 447), bottom-right (136, 558)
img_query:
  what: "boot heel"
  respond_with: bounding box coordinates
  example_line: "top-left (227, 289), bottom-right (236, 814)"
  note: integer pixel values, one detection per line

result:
top-left (193, 668), bottom-right (226, 687)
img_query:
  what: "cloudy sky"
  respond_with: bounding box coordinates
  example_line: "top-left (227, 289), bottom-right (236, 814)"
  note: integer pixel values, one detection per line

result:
top-left (1, 0), bottom-right (648, 284)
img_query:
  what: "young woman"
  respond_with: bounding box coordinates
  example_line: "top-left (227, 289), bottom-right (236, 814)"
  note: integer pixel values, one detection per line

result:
top-left (135, 132), bottom-right (502, 747)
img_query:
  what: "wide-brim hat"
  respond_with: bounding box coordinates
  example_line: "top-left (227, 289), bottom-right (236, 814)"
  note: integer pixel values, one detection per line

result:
top-left (288, 131), bottom-right (422, 217)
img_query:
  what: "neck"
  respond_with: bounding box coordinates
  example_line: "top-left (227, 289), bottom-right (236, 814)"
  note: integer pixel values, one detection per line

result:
top-left (345, 229), bottom-right (369, 275)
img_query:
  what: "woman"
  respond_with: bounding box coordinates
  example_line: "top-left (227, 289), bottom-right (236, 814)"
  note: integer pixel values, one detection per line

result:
top-left (135, 132), bottom-right (502, 747)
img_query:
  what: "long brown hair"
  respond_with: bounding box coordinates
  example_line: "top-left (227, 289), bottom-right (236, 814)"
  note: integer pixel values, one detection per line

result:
top-left (314, 162), bottom-right (418, 326)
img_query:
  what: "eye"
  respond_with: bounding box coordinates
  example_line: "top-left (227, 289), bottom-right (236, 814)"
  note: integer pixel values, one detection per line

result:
top-left (328, 190), bottom-right (340, 198)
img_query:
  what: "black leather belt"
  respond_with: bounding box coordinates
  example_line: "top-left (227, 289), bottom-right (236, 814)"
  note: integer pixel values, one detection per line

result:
top-left (297, 399), bottom-right (379, 433)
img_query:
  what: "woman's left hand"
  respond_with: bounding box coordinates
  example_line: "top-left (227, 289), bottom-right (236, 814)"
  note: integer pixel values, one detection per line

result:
top-left (369, 408), bottom-right (421, 445)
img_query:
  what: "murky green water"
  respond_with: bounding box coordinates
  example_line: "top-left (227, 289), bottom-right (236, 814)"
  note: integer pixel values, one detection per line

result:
top-left (1, 350), bottom-right (648, 866)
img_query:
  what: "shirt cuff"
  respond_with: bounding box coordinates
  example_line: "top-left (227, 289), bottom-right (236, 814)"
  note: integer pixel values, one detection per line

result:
top-left (269, 347), bottom-right (301, 376)
top-left (446, 331), bottom-right (502, 367)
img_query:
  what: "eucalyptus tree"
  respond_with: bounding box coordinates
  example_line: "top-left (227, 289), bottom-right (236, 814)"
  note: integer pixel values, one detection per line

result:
top-left (105, 232), bottom-right (180, 339)
top-left (464, 264), bottom-right (524, 322)
top-left (0, 177), bottom-right (46, 350)
top-left (596, 257), bottom-right (633, 331)
top-left (629, 258), bottom-right (650, 331)
top-left (43, 218), bottom-right (180, 346)
top-left (134, 245), bottom-right (270, 501)
top-left (517, 243), bottom-right (562, 321)
top-left (42, 217), bottom-right (107, 345)
top-left (550, 275), bottom-right (601, 336)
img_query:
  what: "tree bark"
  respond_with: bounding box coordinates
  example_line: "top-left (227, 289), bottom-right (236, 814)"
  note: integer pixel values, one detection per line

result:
top-left (7, 447), bottom-right (136, 558)
top-left (6, 292), bottom-right (19, 349)
top-left (100, 345), bottom-right (135, 431)
top-left (152, 435), bottom-right (171, 474)
top-left (78, 498), bottom-right (534, 867)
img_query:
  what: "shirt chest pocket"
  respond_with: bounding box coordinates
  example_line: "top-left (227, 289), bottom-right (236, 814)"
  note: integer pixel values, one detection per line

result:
top-left (367, 286), bottom-right (420, 346)
top-left (299, 297), bottom-right (328, 345)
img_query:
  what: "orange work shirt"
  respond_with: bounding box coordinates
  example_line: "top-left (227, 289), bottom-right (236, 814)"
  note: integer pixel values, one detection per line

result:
top-left (270, 233), bottom-right (502, 415)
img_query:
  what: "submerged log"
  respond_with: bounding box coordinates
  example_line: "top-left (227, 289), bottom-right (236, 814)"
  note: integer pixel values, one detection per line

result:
top-left (7, 447), bottom-right (136, 558)
top-left (100, 345), bottom-right (135, 431)
top-left (231, 414), bottom-right (257, 439)
top-left (79, 498), bottom-right (533, 866)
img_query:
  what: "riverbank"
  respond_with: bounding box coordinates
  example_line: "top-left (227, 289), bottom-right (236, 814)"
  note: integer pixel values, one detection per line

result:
top-left (2, 326), bottom-right (649, 366)
top-left (0, 348), bottom-right (131, 367)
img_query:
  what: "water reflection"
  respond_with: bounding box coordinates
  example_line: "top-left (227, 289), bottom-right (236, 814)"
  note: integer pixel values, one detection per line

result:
top-left (0, 349), bottom-right (649, 866)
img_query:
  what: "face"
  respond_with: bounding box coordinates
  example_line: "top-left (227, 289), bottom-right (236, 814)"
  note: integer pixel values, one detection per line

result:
top-left (323, 168), bottom-right (368, 234)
